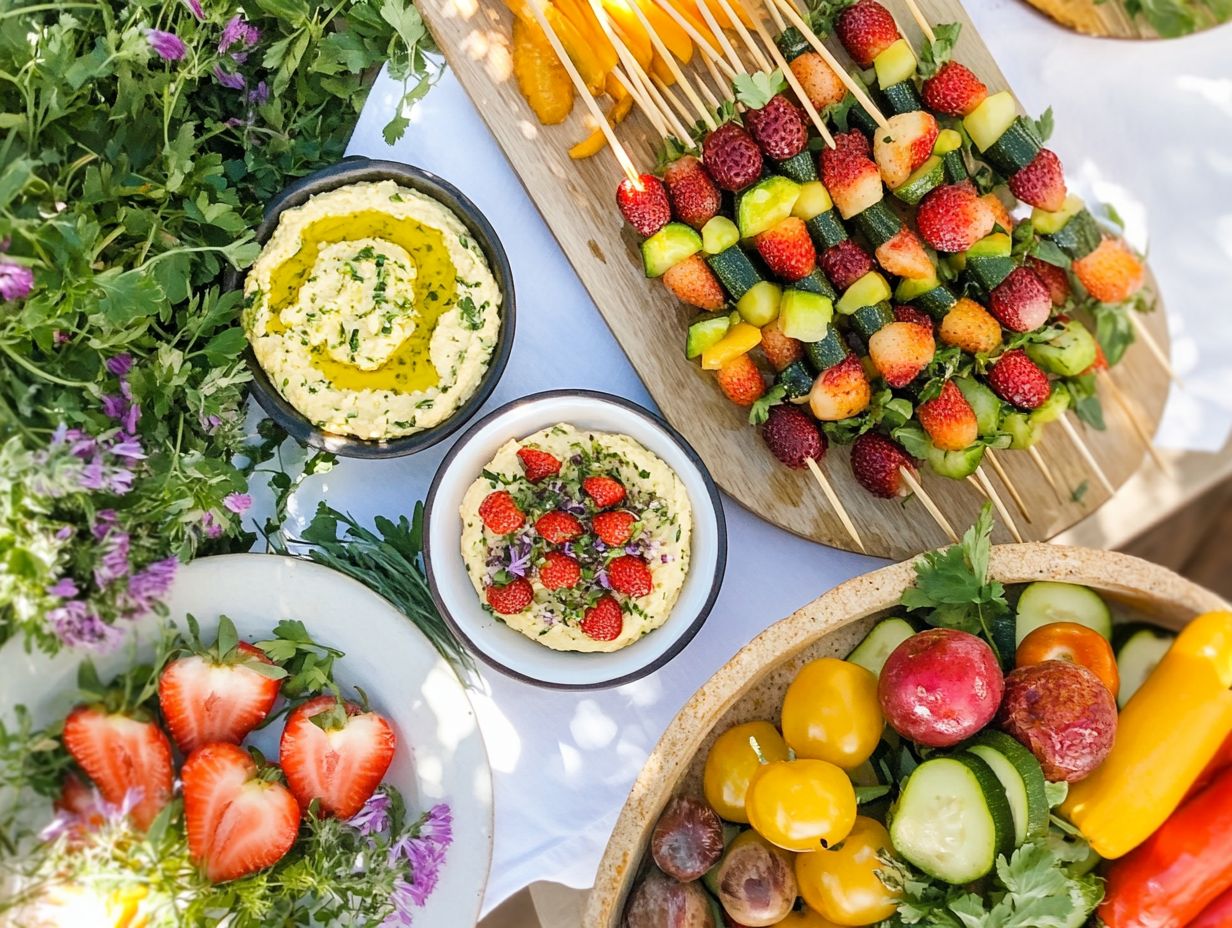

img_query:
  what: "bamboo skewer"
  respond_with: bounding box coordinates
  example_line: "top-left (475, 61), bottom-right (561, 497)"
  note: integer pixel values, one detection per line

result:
top-left (766, 0), bottom-right (890, 128)
top-left (653, 0), bottom-right (738, 79)
top-left (612, 65), bottom-right (671, 137)
top-left (898, 0), bottom-right (936, 42)
top-left (1059, 414), bottom-right (1116, 497)
top-left (1027, 445), bottom-right (1065, 502)
top-left (625, 0), bottom-right (717, 128)
top-left (695, 0), bottom-right (749, 73)
top-left (806, 457), bottom-right (867, 554)
top-left (653, 75), bottom-right (701, 126)
top-left (898, 466), bottom-right (960, 544)
top-left (985, 449), bottom-right (1033, 524)
top-left (710, 0), bottom-right (773, 71)
top-left (529, 1), bottom-right (642, 186)
top-left (1128, 313), bottom-right (1180, 385)
top-left (762, 0), bottom-right (787, 31)
top-left (970, 467), bottom-right (1024, 543)
top-left (1098, 370), bottom-right (1170, 472)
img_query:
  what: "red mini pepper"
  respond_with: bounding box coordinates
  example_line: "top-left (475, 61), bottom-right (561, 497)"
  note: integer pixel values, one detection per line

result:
top-left (1100, 766), bottom-right (1232, 928)
top-left (1188, 886), bottom-right (1232, 928)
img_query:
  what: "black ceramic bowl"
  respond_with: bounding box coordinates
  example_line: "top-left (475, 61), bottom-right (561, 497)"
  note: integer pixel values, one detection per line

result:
top-left (229, 158), bottom-right (516, 459)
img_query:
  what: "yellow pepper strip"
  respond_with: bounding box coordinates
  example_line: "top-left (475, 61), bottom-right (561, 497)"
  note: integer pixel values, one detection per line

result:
top-left (601, 0), bottom-right (654, 69)
top-left (555, 0), bottom-right (618, 73)
top-left (634, 0), bottom-right (693, 63)
top-left (567, 85), bottom-right (633, 159)
top-left (1062, 611), bottom-right (1232, 860)
top-left (545, 4), bottom-right (608, 94)
top-left (650, 51), bottom-right (677, 86)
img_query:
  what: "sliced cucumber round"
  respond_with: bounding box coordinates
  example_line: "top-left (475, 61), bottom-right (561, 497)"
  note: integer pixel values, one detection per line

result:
top-left (848, 617), bottom-right (915, 677)
top-left (1114, 623), bottom-right (1175, 708)
top-left (889, 754), bottom-right (1014, 884)
top-left (963, 731), bottom-right (1049, 846)
top-left (1014, 581), bottom-right (1112, 646)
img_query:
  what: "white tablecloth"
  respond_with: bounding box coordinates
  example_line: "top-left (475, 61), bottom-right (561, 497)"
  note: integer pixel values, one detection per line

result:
top-left (283, 1), bottom-right (1232, 914)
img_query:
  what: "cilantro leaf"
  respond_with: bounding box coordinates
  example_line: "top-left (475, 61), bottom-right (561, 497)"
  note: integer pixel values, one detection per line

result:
top-left (917, 22), bottom-right (962, 79)
top-left (749, 384), bottom-right (786, 425)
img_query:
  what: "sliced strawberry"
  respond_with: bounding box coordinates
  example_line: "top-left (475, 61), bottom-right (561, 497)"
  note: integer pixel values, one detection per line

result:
top-left (760, 317), bottom-right (804, 371)
top-left (486, 578), bottom-right (534, 614)
top-left (988, 349), bottom-right (1052, 410)
top-left (820, 240), bottom-right (875, 292)
top-left (809, 354), bottom-right (872, 421)
top-left (716, 353), bottom-right (766, 406)
top-left (917, 380), bottom-right (979, 451)
top-left (663, 155), bottom-right (721, 229)
top-left (938, 297), bottom-right (1002, 355)
top-left (869, 320), bottom-right (935, 387)
top-left (761, 403), bottom-right (826, 469)
top-left (478, 490), bottom-right (525, 535)
top-left (876, 227), bottom-right (934, 280)
top-left (54, 772), bottom-right (105, 841)
top-left (989, 266), bottom-right (1052, 333)
top-left (182, 742), bottom-right (300, 884)
top-left (835, 0), bottom-right (900, 67)
top-left (663, 253), bottom-right (726, 310)
top-left (1027, 256), bottom-right (1071, 306)
top-left (745, 95), bottom-right (808, 161)
top-left (592, 510), bottom-right (637, 546)
top-left (873, 111), bottom-right (939, 189)
top-left (538, 551), bottom-right (581, 590)
top-left (516, 447), bottom-right (561, 483)
top-left (581, 595), bottom-right (624, 641)
top-left (702, 123), bottom-right (763, 192)
top-left (279, 696), bottom-right (397, 820)
top-left (916, 183), bottom-right (996, 253)
top-left (851, 432), bottom-right (917, 498)
top-left (1009, 149), bottom-right (1067, 212)
top-left (820, 131), bottom-right (884, 220)
top-left (755, 217), bottom-right (816, 281)
top-left (608, 555), bottom-right (654, 597)
top-left (921, 61), bottom-right (987, 117)
top-left (616, 173), bottom-right (671, 238)
top-left (62, 706), bottom-right (174, 831)
top-left (1072, 237), bottom-right (1145, 303)
top-left (535, 510), bottom-right (582, 543)
top-left (159, 637), bottom-right (281, 755)
top-left (893, 304), bottom-right (933, 330)
top-left (583, 475), bottom-right (626, 508)
top-left (789, 51), bottom-right (846, 111)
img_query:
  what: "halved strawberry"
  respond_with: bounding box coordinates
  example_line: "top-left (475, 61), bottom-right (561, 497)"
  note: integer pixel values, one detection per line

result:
top-left (760, 317), bottom-right (804, 371)
top-left (809, 354), bottom-right (872, 421)
top-left (1027, 256), bottom-right (1071, 306)
top-left (851, 432), bottom-right (918, 498)
top-left (868, 320), bottom-right (935, 387)
top-left (1072, 236), bottom-right (1145, 303)
top-left (62, 706), bottom-right (174, 831)
top-left (1009, 149), bottom-right (1067, 212)
top-left (916, 183), bottom-right (995, 253)
top-left (663, 155), bottom-right (721, 229)
top-left (921, 61), bottom-right (987, 117)
top-left (755, 217), bottom-right (816, 281)
top-left (873, 111), bottom-right (939, 189)
top-left (761, 403), bottom-right (826, 468)
top-left (789, 51), bottom-right (846, 111)
top-left (820, 240), bottom-right (875, 292)
top-left (279, 696), bottom-right (397, 820)
top-left (535, 510), bottom-right (583, 543)
top-left (716, 353), bottom-right (766, 406)
top-left (663, 253), bottom-right (726, 310)
top-left (583, 475), bottom-right (626, 508)
top-left (478, 490), bottom-right (524, 535)
top-left (581, 595), bottom-right (623, 641)
top-left (989, 266), bottom-right (1052, 333)
top-left (917, 380), bottom-right (979, 451)
top-left (938, 297), bottom-right (1002, 355)
top-left (516, 446), bottom-right (561, 483)
top-left (616, 173), bottom-right (671, 238)
top-left (159, 624), bottom-right (282, 755)
top-left (987, 349), bottom-right (1052, 409)
top-left (875, 227), bottom-right (934, 280)
top-left (835, 0), bottom-right (900, 67)
top-left (702, 122), bottom-right (763, 192)
top-left (182, 742), bottom-right (300, 884)
top-left (821, 131), bottom-right (884, 220)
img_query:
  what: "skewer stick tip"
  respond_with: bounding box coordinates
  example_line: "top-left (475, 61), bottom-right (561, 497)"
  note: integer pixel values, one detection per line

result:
top-left (806, 456), bottom-right (867, 554)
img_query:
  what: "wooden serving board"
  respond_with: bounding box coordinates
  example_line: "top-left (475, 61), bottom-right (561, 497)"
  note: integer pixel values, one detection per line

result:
top-left (1022, 0), bottom-right (1228, 38)
top-left (419, 0), bottom-right (1171, 558)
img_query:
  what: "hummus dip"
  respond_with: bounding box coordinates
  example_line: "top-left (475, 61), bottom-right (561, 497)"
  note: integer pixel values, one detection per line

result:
top-left (459, 424), bottom-right (693, 653)
top-left (243, 180), bottom-right (501, 440)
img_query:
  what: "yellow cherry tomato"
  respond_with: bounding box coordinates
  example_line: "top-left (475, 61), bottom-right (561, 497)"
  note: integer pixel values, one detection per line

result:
top-left (776, 906), bottom-right (846, 927)
top-left (781, 659), bottom-right (884, 770)
top-left (746, 758), bottom-right (857, 853)
top-left (795, 817), bottom-right (902, 926)
top-left (703, 721), bottom-right (790, 823)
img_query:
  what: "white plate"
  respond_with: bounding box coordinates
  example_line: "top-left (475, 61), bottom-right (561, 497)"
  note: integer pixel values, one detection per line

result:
top-left (424, 390), bottom-right (727, 689)
top-left (0, 553), bottom-right (493, 926)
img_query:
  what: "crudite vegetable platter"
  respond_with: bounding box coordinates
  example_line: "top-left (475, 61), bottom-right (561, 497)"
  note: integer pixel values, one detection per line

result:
top-left (415, 0), bottom-right (1171, 558)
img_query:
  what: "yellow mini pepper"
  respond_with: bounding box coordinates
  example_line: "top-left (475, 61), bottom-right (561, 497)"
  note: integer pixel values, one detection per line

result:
top-left (1062, 610), bottom-right (1232, 859)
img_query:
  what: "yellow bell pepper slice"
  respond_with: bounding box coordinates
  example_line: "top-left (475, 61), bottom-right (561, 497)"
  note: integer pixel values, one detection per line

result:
top-left (554, 0), bottom-right (618, 73)
top-left (634, 0), bottom-right (693, 63)
top-left (545, 4), bottom-right (607, 94)
top-left (600, 0), bottom-right (653, 69)
top-left (1062, 611), bottom-right (1232, 859)
top-left (661, 0), bottom-right (719, 52)
top-left (567, 82), bottom-right (633, 159)
top-left (702, 322), bottom-right (761, 370)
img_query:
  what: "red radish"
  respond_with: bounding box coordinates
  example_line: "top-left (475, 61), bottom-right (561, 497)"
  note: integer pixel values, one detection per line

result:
top-left (878, 629), bottom-right (1005, 747)
top-left (279, 695), bottom-right (396, 819)
top-left (158, 619), bottom-right (284, 754)
top-left (62, 705), bottom-right (174, 831)
top-left (182, 742), bottom-right (300, 883)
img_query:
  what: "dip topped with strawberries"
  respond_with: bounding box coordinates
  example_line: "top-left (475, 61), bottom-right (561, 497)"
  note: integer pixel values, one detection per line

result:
top-left (459, 424), bottom-right (693, 653)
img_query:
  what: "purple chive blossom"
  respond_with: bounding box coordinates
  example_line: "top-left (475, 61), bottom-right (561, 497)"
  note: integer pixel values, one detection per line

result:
top-left (55, 526), bottom-right (73, 541)
top-left (110, 439), bottom-right (145, 460)
top-left (596, 568), bottom-right (612, 590)
top-left (124, 557), bottom-right (178, 613)
top-left (94, 531), bottom-right (132, 589)
top-left (347, 791), bottom-right (392, 836)
top-left (420, 804), bottom-right (453, 845)
top-left (218, 15), bottom-right (260, 54)
top-left (92, 510), bottom-right (118, 540)
top-left (201, 510), bottom-right (223, 539)
top-left (212, 64), bottom-right (245, 90)
top-left (382, 881), bottom-right (416, 927)
top-left (223, 492), bottom-right (252, 514)
top-left (504, 535), bottom-right (532, 577)
top-left (181, 0), bottom-right (204, 19)
top-left (147, 29), bottom-right (187, 61)
top-left (247, 80), bottom-right (268, 104)
top-left (0, 261), bottom-right (33, 301)
top-left (47, 577), bottom-right (79, 598)
top-left (201, 414), bottom-right (222, 433)
top-left (105, 353), bottom-right (133, 377)
top-left (100, 394), bottom-right (126, 420)
top-left (48, 601), bottom-right (123, 652)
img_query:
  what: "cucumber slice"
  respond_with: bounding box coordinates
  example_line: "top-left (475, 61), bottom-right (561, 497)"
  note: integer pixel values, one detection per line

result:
top-left (737, 175), bottom-right (801, 239)
top-left (881, 79), bottom-right (923, 115)
top-left (853, 200), bottom-right (902, 247)
top-left (642, 223), bottom-right (702, 277)
top-left (963, 731), bottom-right (1049, 845)
top-left (1031, 194), bottom-right (1085, 235)
top-left (804, 325), bottom-right (847, 372)
top-left (851, 302), bottom-right (895, 340)
top-left (874, 39), bottom-right (917, 88)
top-left (926, 442), bottom-right (985, 479)
top-left (942, 149), bottom-right (969, 184)
top-left (736, 280), bottom-right (783, 326)
top-left (685, 314), bottom-right (731, 359)
top-left (702, 216), bottom-right (740, 255)
top-left (707, 245), bottom-right (764, 300)
top-left (780, 289), bottom-right (834, 341)
top-left (792, 268), bottom-right (838, 300)
top-left (776, 359), bottom-right (814, 399)
top-left (1114, 623), bottom-right (1175, 708)
top-left (889, 754), bottom-right (1015, 883)
top-left (791, 180), bottom-right (833, 220)
top-left (1048, 209), bottom-right (1102, 260)
top-left (963, 91), bottom-right (1018, 153)
top-left (848, 617), bottom-right (915, 676)
top-left (983, 116), bottom-right (1042, 176)
top-left (893, 156), bottom-right (945, 206)
top-left (1001, 411), bottom-right (1039, 449)
top-left (778, 150), bottom-right (819, 184)
top-left (1026, 320), bottom-right (1098, 377)
top-left (1014, 581), bottom-right (1113, 646)
top-left (1029, 389), bottom-right (1070, 426)
top-left (955, 377), bottom-right (1002, 437)
top-left (895, 274), bottom-right (941, 303)
top-left (805, 210), bottom-right (848, 250)
top-left (967, 255), bottom-right (1016, 292)
top-left (836, 272), bottom-right (892, 315)
top-left (933, 129), bottom-right (963, 155)
top-left (966, 232), bottom-right (1013, 259)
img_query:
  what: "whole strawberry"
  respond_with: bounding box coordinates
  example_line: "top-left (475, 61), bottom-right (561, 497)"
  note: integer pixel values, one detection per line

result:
top-left (663, 155), bottom-right (721, 229)
top-left (1009, 149), bottom-right (1067, 212)
top-left (835, 0), bottom-right (900, 67)
top-left (988, 349), bottom-right (1052, 410)
top-left (735, 71), bottom-right (807, 161)
top-left (616, 173), bottom-right (671, 238)
top-left (702, 122), bottom-right (764, 192)
top-left (916, 182), bottom-right (996, 253)
top-left (851, 432), bottom-right (917, 498)
top-left (608, 555), bottom-right (654, 597)
top-left (820, 240), bottom-right (874, 291)
top-left (761, 403), bottom-right (826, 469)
top-left (756, 217), bottom-right (816, 281)
top-left (1027, 256), bottom-right (1071, 306)
top-left (989, 266), bottom-right (1052, 333)
top-left (921, 61), bottom-right (988, 117)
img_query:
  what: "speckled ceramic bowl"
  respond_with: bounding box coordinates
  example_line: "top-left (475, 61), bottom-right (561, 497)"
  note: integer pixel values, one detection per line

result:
top-left (230, 157), bottom-right (515, 459)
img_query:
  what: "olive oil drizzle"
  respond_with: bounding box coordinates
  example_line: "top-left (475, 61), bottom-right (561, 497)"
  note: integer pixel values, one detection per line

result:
top-left (266, 209), bottom-right (458, 393)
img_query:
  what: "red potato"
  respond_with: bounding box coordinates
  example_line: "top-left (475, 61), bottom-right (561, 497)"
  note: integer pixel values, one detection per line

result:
top-left (624, 868), bottom-right (716, 928)
top-left (877, 629), bottom-right (1004, 747)
top-left (652, 796), bottom-right (725, 882)
top-left (998, 660), bottom-right (1117, 782)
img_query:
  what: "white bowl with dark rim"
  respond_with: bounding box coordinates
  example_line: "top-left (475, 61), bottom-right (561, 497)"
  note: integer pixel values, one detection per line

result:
top-left (227, 157), bottom-right (516, 459)
top-left (423, 390), bottom-right (727, 689)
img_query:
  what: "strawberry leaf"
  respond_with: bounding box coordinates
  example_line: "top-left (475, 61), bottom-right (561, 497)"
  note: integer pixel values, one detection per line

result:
top-left (215, 615), bottom-right (239, 660)
top-left (917, 22), bottom-right (962, 79)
